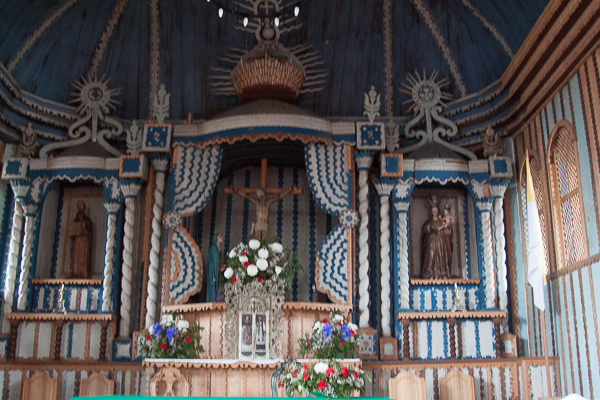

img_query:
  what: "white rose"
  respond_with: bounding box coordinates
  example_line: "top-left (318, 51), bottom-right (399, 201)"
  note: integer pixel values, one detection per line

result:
top-left (275, 266), bottom-right (282, 275)
top-left (224, 267), bottom-right (234, 279)
top-left (247, 265), bottom-right (258, 276)
top-left (269, 242), bottom-right (283, 253)
top-left (258, 248), bottom-right (269, 259)
top-left (313, 321), bottom-right (322, 331)
top-left (249, 239), bottom-right (261, 250)
top-left (238, 255), bottom-right (248, 263)
top-left (332, 314), bottom-right (344, 323)
top-left (229, 249), bottom-right (237, 258)
top-left (314, 362), bottom-right (328, 375)
top-left (348, 322), bottom-right (358, 332)
top-left (256, 259), bottom-right (268, 271)
top-left (176, 320), bottom-right (189, 331)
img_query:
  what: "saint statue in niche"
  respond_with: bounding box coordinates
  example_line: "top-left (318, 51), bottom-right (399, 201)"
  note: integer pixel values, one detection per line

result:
top-left (241, 314), bottom-right (253, 357)
top-left (420, 196), bottom-right (452, 280)
top-left (68, 201), bottom-right (93, 279)
top-left (206, 233), bottom-right (223, 303)
top-left (228, 185), bottom-right (297, 239)
top-left (255, 314), bottom-right (267, 358)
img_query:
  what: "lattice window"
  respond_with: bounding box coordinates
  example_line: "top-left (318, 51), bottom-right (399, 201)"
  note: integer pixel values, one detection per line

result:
top-left (548, 122), bottom-right (588, 269)
top-left (520, 154), bottom-right (550, 275)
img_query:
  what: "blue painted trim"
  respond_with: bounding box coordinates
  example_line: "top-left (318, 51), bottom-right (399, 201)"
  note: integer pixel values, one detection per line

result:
top-left (291, 167), bottom-right (299, 301)
top-left (50, 185), bottom-right (65, 278)
top-left (224, 174), bottom-right (234, 252)
top-left (241, 170), bottom-right (251, 240)
top-left (276, 167), bottom-right (284, 240)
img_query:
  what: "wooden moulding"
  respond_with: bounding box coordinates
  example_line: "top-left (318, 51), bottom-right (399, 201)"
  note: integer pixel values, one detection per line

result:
top-left (5, 313), bottom-right (114, 322)
top-left (379, 337), bottom-right (398, 361)
top-left (143, 358), bottom-right (362, 370)
top-left (396, 310), bottom-right (506, 320)
top-left (161, 302), bottom-right (227, 313)
top-left (410, 278), bottom-right (480, 286)
top-left (31, 278), bottom-right (102, 286)
top-left (161, 302), bottom-right (351, 314)
top-left (362, 356), bottom-right (559, 370)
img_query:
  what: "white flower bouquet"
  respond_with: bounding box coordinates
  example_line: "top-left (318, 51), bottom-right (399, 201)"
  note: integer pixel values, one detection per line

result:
top-left (222, 235), bottom-right (302, 291)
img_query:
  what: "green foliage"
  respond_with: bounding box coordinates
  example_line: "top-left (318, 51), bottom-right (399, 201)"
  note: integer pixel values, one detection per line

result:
top-left (279, 360), bottom-right (370, 398)
top-left (138, 313), bottom-right (204, 359)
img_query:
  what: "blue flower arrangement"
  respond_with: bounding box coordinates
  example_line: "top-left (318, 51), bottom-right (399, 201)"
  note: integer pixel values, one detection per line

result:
top-left (298, 313), bottom-right (358, 359)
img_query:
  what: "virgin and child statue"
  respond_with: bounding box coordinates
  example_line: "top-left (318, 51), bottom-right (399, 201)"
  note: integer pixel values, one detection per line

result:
top-left (420, 196), bottom-right (453, 280)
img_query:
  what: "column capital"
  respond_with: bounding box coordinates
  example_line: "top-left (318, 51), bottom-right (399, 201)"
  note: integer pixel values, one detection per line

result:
top-left (476, 200), bottom-right (493, 212)
top-left (103, 200), bottom-right (122, 214)
top-left (10, 180), bottom-right (30, 200)
top-left (150, 154), bottom-right (170, 172)
top-left (354, 150), bottom-right (375, 171)
top-left (119, 179), bottom-right (144, 199)
top-left (374, 178), bottom-right (395, 197)
top-left (489, 180), bottom-right (509, 199)
top-left (20, 202), bottom-right (37, 216)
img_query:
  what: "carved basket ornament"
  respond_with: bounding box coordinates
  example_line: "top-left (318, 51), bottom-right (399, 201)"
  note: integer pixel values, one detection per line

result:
top-left (232, 58), bottom-right (305, 102)
top-left (223, 279), bottom-right (285, 359)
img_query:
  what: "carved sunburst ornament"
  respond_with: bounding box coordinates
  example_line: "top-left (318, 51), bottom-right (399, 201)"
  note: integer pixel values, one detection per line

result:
top-left (400, 70), bottom-right (453, 114)
top-left (70, 75), bottom-right (121, 117)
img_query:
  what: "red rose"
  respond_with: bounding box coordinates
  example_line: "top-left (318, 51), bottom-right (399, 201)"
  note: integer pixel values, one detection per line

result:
top-left (160, 343), bottom-right (167, 350)
top-left (353, 370), bottom-right (358, 378)
top-left (242, 251), bottom-right (247, 256)
top-left (145, 335), bottom-right (152, 341)
top-left (326, 367), bottom-right (335, 377)
top-left (339, 340), bottom-right (344, 345)
top-left (303, 364), bottom-right (309, 370)
top-left (350, 330), bottom-right (355, 335)
top-left (244, 261), bottom-right (249, 268)
top-left (221, 263), bottom-right (225, 269)
top-left (292, 369), bottom-right (298, 377)
top-left (337, 321), bottom-right (342, 326)
top-left (257, 278), bottom-right (263, 283)
top-left (279, 381), bottom-right (283, 387)
top-left (322, 319), bottom-right (327, 323)
top-left (184, 336), bottom-right (191, 343)
top-left (317, 380), bottom-right (326, 390)
top-left (306, 339), bottom-right (310, 345)
top-left (280, 259), bottom-right (283, 263)
top-left (341, 367), bottom-right (349, 377)
top-left (303, 372), bottom-right (309, 381)
top-left (232, 276), bottom-right (237, 283)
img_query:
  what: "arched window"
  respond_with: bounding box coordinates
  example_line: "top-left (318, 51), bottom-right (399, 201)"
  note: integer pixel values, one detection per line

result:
top-left (520, 153), bottom-right (550, 274)
top-left (548, 121), bottom-right (588, 269)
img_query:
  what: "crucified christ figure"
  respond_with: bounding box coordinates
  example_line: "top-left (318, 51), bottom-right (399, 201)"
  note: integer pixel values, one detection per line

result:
top-left (229, 185), bottom-right (297, 239)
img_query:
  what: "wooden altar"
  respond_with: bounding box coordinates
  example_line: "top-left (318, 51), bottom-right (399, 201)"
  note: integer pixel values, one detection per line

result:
top-left (144, 358), bottom-right (362, 397)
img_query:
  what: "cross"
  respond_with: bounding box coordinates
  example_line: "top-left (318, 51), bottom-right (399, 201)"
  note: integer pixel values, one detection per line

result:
top-left (224, 158), bottom-right (303, 239)
top-left (223, 158), bottom-right (303, 196)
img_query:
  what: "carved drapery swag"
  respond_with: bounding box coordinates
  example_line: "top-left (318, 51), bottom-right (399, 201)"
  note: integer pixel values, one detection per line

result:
top-left (223, 280), bottom-right (285, 359)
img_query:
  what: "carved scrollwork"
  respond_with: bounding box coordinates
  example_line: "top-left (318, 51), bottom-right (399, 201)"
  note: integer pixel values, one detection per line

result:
top-left (223, 280), bottom-right (285, 359)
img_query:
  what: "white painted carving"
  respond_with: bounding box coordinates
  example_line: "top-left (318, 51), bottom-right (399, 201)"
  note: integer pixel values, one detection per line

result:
top-left (119, 182), bottom-right (142, 337)
top-left (400, 71), bottom-right (475, 160)
top-left (480, 210), bottom-right (496, 309)
top-left (152, 84), bottom-right (171, 124)
top-left (375, 181), bottom-right (394, 336)
top-left (146, 157), bottom-right (169, 328)
top-left (386, 119), bottom-right (400, 152)
top-left (356, 153), bottom-right (374, 328)
top-left (40, 75), bottom-right (123, 158)
top-left (126, 121), bottom-right (143, 155)
top-left (493, 197), bottom-right (508, 331)
top-left (363, 86), bottom-right (381, 123)
top-left (2, 201), bottom-right (23, 332)
top-left (397, 211), bottom-right (410, 310)
top-left (101, 201), bottom-right (121, 312)
top-left (17, 204), bottom-right (38, 311)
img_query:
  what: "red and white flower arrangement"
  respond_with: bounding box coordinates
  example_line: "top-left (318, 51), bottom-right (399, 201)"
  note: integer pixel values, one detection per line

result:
top-left (222, 235), bottom-right (302, 291)
top-left (278, 360), bottom-right (370, 398)
top-left (138, 312), bottom-right (204, 359)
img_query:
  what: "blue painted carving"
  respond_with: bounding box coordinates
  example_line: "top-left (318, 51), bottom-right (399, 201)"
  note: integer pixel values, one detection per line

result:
top-left (356, 122), bottom-right (386, 150)
top-left (143, 124), bottom-right (172, 153)
top-left (305, 143), bottom-right (352, 304)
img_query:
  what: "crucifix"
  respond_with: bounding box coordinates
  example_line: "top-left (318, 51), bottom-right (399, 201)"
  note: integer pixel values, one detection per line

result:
top-left (224, 158), bottom-right (303, 239)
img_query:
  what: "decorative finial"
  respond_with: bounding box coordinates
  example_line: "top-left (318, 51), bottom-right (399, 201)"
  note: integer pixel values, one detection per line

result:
top-left (152, 84), bottom-right (170, 124)
top-left (386, 119), bottom-right (399, 152)
top-left (53, 284), bottom-right (68, 314)
top-left (126, 121), bottom-right (143, 155)
top-left (450, 283), bottom-right (465, 312)
top-left (19, 123), bottom-right (36, 157)
top-left (364, 85), bottom-right (381, 123)
top-left (483, 126), bottom-right (502, 157)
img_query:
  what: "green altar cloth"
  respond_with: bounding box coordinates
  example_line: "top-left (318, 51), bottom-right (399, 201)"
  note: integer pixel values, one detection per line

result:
top-left (71, 397), bottom-right (390, 399)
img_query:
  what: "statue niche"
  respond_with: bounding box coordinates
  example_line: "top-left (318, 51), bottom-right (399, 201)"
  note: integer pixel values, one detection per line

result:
top-left (68, 201), bottom-right (93, 279)
top-left (420, 195), bottom-right (452, 280)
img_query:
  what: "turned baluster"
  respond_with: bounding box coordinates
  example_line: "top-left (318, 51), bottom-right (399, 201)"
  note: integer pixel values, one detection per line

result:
top-left (54, 320), bottom-right (65, 360)
top-left (447, 317), bottom-right (456, 359)
top-left (456, 320), bottom-right (463, 358)
top-left (492, 317), bottom-right (502, 357)
top-left (100, 320), bottom-right (110, 361)
top-left (8, 319), bottom-right (19, 360)
top-left (401, 319), bottom-right (411, 360)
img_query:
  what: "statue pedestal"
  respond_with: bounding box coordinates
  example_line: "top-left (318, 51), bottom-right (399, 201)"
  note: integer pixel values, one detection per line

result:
top-left (144, 358), bottom-right (362, 397)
